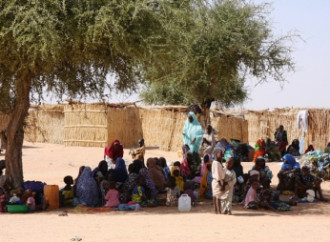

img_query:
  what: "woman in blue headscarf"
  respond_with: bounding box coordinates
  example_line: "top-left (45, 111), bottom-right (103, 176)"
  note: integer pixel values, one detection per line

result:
top-left (110, 158), bottom-right (128, 183)
top-left (76, 166), bottom-right (99, 207)
top-left (281, 154), bottom-right (300, 171)
top-left (182, 112), bottom-right (204, 154)
top-left (277, 154), bottom-right (300, 193)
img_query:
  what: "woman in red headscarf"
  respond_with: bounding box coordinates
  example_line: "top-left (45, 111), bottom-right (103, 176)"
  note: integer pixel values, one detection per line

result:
top-left (252, 139), bottom-right (265, 162)
top-left (104, 140), bottom-right (124, 168)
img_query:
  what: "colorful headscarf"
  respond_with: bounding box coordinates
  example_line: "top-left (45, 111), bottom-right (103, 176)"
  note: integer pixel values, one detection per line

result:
top-left (281, 154), bottom-right (300, 171)
top-left (104, 139), bottom-right (124, 160)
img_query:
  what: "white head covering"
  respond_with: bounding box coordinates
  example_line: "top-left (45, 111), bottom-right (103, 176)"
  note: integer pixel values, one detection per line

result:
top-left (249, 170), bottom-right (260, 176)
top-left (213, 147), bottom-right (225, 158)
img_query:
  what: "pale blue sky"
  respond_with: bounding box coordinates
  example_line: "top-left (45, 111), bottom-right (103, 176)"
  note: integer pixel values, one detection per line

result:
top-left (115, 1), bottom-right (330, 109)
top-left (48, 1), bottom-right (330, 109)
top-left (243, 0), bottom-right (330, 109)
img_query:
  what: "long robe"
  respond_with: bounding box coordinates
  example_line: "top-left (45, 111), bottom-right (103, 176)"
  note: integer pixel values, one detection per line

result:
top-left (76, 167), bottom-right (99, 207)
top-left (182, 112), bottom-right (204, 153)
top-left (147, 158), bottom-right (166, 191)
top-left (220, 169), bottom-right (236, 213)
top-left (211, 161), bottom-right (225, 198)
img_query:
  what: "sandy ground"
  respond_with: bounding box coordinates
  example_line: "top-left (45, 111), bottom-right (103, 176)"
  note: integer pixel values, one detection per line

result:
top-left (1, 141), bottom-right (329, 242)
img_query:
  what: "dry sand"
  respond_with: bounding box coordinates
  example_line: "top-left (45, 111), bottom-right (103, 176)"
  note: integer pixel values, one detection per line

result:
top-left (1, 141), bottom-right (329, 242)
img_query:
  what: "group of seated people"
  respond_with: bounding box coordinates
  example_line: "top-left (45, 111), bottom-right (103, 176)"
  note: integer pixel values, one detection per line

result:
top-left (60, 137), bottom-right (328, 212)
top-left (0, 135), bottom-right (328, 214)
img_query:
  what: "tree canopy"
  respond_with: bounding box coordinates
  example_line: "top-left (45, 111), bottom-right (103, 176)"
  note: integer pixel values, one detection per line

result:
top-left (141, 0), bottom-right (295, 106)
top-left (0, 0), bottom-right (295, 189)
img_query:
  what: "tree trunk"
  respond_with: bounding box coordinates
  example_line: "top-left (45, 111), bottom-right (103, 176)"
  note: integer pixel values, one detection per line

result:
top-left (5, 73), bottom-right (32, 190)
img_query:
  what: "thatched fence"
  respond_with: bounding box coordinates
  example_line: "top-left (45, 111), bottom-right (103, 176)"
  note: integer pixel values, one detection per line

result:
top-left (0, 103), bottom-right (248, 152)
top-left (242, 108), bottom-right (330, 150)
top-left (25, 105), bottom-right (64, 144)
top-left (3, 104), bottom-right (330, 152)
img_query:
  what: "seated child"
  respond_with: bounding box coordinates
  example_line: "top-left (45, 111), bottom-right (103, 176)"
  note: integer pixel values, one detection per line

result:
top-left (159, 157), bottom-right (171, 181)
top-left (295, 166), bottom-right (327, 201)
top-left (199, 163), bottom-right (212, 199)
top-left (171, 161), bottom-right (181, 175)
top-left (104, 181), bottom-right (120, 207)
top-left (60, 175), bottom-right (74, 207)
top-left (100, 180), bottom-right (110, 206)
top-left (243, 170), bottom-right (260, 196)
top-left (0, 187), bottom-right (6, 212)
top-left (9, 191), bottom-right (22, 205)
top-left (183, 181), bottom-right (195, 205)
top-left (132, 176), bottom-right (147, 204)
top-left (24, 189), bottom-right (36, 212)
top-left (244, 179), bottom-right (259, 209)
top-left (172, 168), bottom-right (184, 192)
top-left (165, 176), bottom-right (180, 206)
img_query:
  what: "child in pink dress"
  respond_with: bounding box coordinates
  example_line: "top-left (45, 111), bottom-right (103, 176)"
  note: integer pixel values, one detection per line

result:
top-left (244, 180), bottom-right (259, 209)
top-left (25, 189), bottom-right (36, 212)
top-left (104, 181), bottom-right (120, 207)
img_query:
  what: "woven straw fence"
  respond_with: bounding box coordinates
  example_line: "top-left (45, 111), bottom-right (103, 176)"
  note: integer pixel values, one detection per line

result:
top-left (107, 106), bottom-right (143, 148)
top-left (244, 108), bottom-right (330, 150)
top-left (24, 105), bottom-right (64, 144)
top-left (63, 104), bottom-right (108, 147)
top-left (139, 108), bottom-right (187, 152)
top-left (14, 104), bottom-right (249, 152)
top-left (211, 114), bottom-right (248, 144)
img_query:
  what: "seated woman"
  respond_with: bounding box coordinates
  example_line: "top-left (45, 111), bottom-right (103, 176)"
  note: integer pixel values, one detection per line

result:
top-left (253, 139), bottom-right (265, 162)
top-left (92, 160), bottom-right (108, 184)
top-left (251, 156), bottom-right (273, 189)
top-left (133, 159), bottom-right (158, 200)
top-left (109, 158), bottom-right (128, 183)
top-left (286, 139), bottom-right (301, 156)
top-left (130, 138), bottom-right (145, 163)
top-left (123, 163), bottom-right (139, 192)
top-left (277, 154), bottom-right (300, 193)
top-left (146, 158), bottom-right (166, 192)
top-left (264, 138), bottom-right (281, 161)
top-left (75, 166), bottom-right (99, 207)
top-left (304, 144), bottom-right (314, 154)
top-left (295, 166), bottom-right (327, 201)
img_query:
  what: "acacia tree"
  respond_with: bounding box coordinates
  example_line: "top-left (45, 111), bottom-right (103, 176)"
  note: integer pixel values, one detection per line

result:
top-left (141, 0), bottom-right (295, 106)
top-left (0, 0), bottom-right (191, 189)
